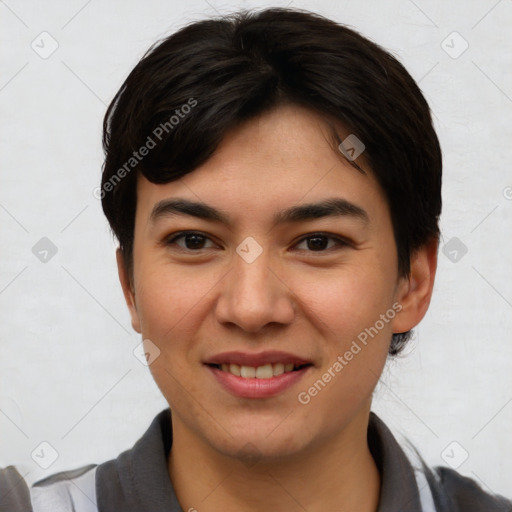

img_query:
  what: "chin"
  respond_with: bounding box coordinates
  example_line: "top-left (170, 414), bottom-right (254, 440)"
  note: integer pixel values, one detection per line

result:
top-left (220, 438), bottom-right (305, 464)
top-left (209, 421), bottom-right (310, 463)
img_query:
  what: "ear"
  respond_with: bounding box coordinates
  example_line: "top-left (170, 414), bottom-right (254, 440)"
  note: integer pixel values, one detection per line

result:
top-left (391, 237), bottom-right (438, 334)
top-left (116, 248), bottom-right (141, 334)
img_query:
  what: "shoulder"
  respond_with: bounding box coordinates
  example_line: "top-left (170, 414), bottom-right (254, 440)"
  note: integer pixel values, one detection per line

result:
top-left (21, 408), bottom-right (170, 512)
top-left (1, 464), bottom-right (98, 512)
top-left (0, 465), bottom-right (32, 512)
top-left (427, 464), bottom-right (512, 512)
top-left (30, 463), bottom-right (98, 512)
top-left (368, 412), bottom-right (511, 512)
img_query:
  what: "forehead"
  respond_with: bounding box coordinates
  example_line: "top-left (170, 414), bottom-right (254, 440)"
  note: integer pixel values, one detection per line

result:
top-left (135, 103), bottom-right (387, 227)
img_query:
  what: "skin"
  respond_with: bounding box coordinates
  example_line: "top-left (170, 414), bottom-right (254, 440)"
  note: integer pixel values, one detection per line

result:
top-left (117, 103), bottom-right (438, 512)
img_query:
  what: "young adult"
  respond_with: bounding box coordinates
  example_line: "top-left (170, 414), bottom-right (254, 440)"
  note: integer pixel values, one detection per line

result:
top-left (2, 7), bottom-right (510, 512)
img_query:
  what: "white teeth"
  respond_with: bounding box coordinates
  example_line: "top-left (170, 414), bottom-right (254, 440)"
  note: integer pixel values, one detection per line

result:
top-left (240, 366), bottom-right (256, 378)
top-left (229, 363), bottom-right (241, 376)
top-left (255, 364), bottom-right (273, 379)
top-left (273, 363), bottom-right (284, 376)
top-left (219, 362), bottom-right (303, 378)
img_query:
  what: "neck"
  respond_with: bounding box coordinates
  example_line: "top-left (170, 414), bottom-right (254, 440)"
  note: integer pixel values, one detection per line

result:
top-left (167, 409), bottom-right (381, 512)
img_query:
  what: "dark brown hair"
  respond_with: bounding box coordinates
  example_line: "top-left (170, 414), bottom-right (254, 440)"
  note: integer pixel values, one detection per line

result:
top-left (100, 7), bottom-right (442, 355)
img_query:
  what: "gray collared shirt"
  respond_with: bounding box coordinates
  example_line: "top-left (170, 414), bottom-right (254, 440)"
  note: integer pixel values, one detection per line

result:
top-left (2, 408), bottom-right (511, 511)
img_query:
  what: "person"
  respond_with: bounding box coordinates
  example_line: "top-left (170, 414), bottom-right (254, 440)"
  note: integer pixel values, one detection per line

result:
top-left (1, 6), bottom-right (510, 512)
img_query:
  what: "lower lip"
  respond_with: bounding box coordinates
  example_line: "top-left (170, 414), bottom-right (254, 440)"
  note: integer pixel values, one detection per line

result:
top-left (207, 365), bottom-right (311, 398)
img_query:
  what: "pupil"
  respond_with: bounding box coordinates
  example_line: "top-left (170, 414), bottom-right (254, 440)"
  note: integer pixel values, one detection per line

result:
top-left (308, 236), bottom-right (327, 251)
top-left (186, 234), bottom-right (205, 249)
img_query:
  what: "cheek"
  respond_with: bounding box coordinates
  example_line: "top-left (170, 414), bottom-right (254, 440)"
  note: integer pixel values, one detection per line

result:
top-left (134, 264), bottom-right (223, 352)
top-left (134, 266), bottom-right (212, 407)
top-left (296, 274), bottom-right (391, 420)
top-left (292, 264), bottom-right (395, 338)
top-left (292, 267), bottom-right (393, 394)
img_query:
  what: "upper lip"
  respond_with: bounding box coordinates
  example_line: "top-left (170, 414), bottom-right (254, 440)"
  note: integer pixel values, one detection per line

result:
top-left (204, 350), bottom-right (312, 367)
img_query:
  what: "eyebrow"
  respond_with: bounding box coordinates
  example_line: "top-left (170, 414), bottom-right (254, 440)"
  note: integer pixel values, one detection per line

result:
top-left (149, 197), bottom-right (369, 228)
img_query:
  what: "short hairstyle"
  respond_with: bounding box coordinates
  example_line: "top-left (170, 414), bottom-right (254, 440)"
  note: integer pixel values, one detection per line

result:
top-left (100, 7), bottom-right (442, 356)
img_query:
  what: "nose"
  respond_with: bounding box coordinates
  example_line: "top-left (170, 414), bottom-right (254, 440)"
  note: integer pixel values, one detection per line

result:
top-left (214, 244), bottom-right (296, 334)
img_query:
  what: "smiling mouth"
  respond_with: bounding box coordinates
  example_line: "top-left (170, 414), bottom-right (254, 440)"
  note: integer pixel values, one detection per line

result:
top-left (207, 362), bottom-right (312, 379)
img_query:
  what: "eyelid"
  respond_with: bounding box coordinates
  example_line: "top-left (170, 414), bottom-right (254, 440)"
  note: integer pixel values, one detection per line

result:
top-left (163, 230), bottom-right (220, 250)
top-left (163, 230), bottom-right (352, 253)
top-left (292, 232), bottom-right (351, 251)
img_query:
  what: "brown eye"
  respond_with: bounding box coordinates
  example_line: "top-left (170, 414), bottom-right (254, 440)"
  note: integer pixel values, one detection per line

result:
top-left (165, 231), bottom-right (217, 251)
top-left (294, 233), bottom-right (349, 253)
top-left (163, 231), bottom-right (350, 254)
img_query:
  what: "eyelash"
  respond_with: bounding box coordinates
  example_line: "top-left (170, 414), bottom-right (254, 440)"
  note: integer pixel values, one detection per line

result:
top-left (163, 231), bottom-right (350, 254)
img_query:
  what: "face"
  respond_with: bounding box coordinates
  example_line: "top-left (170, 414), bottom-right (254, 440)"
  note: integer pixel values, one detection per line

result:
top-left (118, 103), bottom-right (435, 461)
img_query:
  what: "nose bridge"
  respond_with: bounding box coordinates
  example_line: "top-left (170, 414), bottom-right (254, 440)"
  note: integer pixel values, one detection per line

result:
top-left (234, 238), bottom-right (274, 298)
top-left (215, 236), bottom-right (295, 331)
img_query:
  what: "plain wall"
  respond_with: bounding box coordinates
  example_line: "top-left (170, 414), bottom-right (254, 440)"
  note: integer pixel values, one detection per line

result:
top-left (1, 0), bottom-right (511, 499)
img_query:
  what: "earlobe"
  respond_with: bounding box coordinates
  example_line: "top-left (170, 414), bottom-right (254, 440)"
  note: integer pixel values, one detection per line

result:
top-left (116, 248), bottom-right (142, 333)
top-left (391, 237), bottom-right (439, 334)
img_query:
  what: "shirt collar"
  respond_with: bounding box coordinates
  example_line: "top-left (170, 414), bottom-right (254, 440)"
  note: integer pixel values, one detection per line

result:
top-left (368, 411), bottom-right (424, 511)
top-left (96, 408), bottom-right (424, 512)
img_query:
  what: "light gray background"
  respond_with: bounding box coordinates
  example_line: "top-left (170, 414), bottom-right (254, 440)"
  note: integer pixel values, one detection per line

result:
top-left (1, 0), bottom-right (511, 499)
